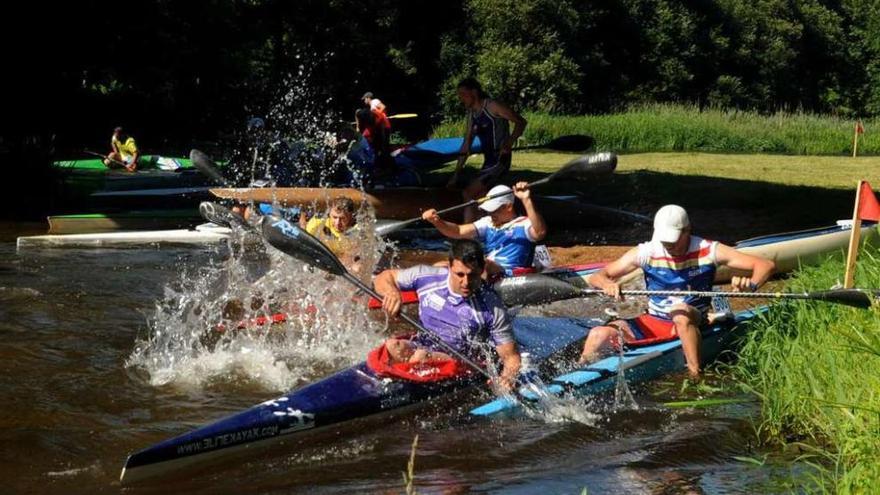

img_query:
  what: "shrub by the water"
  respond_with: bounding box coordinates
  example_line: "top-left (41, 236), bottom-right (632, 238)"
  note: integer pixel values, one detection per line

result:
top-left (732, 247), bottom-right (880, 493)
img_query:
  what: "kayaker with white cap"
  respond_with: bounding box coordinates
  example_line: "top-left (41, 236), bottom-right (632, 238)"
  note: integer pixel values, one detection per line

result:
top-left (420, 181), bottom-right (547, 277)
top-left (579, 204), bottom-right (775, 377)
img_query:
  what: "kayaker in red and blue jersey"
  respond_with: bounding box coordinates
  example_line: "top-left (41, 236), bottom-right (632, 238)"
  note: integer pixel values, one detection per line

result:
top-left (420, 182), bottom-right (547, 278)
top-left (448, 78), bottom-right (527, 223)
top-left (580, 205), bottom-right (775, 377)
top-left (373, 239), bottom-right (522, 391)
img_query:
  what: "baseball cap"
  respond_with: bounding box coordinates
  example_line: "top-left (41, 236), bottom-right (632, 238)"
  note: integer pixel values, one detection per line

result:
top-left (478, 185), bottom-right (514, 212)
top-left (361, 92), bottom-right (374, 99)
top-left (652, 204), bottom-right (690, 243)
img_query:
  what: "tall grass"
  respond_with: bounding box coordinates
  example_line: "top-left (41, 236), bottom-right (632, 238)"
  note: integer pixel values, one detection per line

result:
top-left (433, 104), bottom-right (877, 155)
top-left (732, 248), bottom-right (880, 493)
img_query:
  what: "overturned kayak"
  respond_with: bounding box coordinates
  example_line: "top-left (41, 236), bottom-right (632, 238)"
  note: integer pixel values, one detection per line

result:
top-left (470, 307), bottom-right (765, 418)
top-left (120, 315), bottom-right (599, 484)
top-left (392, 137), bottom-right (483, 170)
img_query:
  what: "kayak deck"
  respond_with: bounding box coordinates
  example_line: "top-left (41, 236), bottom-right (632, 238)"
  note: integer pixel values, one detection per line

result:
top-left (120, 315), bottom-right (597, 484)
top-left (470, 307), bottom-right (764, 417)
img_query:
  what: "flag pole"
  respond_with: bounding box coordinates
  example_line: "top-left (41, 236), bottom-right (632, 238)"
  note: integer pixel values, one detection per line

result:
top-left (853, 122), bottom-right (860, 157)
top-left (844, 180), bottom-right (865, 288)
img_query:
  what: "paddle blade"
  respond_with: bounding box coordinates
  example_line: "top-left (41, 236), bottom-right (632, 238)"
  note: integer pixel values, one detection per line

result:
top-left (543, 135), bottom-right (595, 152)
top-left (260, 215), bottom-right (347, 276)
top-left (494, 274), bottom-right (584, 306)
top-left (190, 149), bottom-right (231, 187)
top-left (811, 289), bottom-right (878, 309)
top-left (199, 202), bottom-right (250, 230)
top-left (547, 152), bottom-right (617, 182)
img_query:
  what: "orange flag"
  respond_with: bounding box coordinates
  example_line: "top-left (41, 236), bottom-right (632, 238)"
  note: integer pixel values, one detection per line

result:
top-left (858, 181), bottom-right (880, 221)
top-left (856, 120), bottom-right (865, 135)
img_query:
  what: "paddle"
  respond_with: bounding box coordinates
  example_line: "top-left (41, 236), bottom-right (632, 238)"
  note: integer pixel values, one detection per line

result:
top-left (388, 113), bottom-right (418, 120)
top-left (191, 149), bottom-right (233, 187)
top-left (85, 150), bottom-right (127, 168)
top-left (374, 151), bottom-right (618, 237)
top-left (199, 201), bottom-right (253, 231)
top-left (260, 214), bottom-right (499, 382)
top-left (511, 134), bottom-right (594, 152)
top-left (494, 274), bottom-right (880, 309)
top-left (401, 134), bottom-right (595, 159)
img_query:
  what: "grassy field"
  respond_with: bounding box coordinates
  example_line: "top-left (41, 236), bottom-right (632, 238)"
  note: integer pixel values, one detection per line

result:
top-left (732, 250), bottom-right (880, 493)
top-left (424, 151), bottom-right (880, 243)
top-left (433, 104), bottom-right (878, 155)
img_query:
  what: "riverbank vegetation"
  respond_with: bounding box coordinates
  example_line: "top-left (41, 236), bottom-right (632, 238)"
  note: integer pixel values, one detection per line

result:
top-left (731, 249), bottom-right (880, 493)
top-left (435, 105), bottom-right (877, 156)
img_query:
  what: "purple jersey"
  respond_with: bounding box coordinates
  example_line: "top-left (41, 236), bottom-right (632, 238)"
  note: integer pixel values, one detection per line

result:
top-left (395, 265), bottom-right (513, 357)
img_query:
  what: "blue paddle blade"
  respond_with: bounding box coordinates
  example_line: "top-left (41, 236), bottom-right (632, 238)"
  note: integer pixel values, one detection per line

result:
top-left (260, 215), bottom-right (347, 276)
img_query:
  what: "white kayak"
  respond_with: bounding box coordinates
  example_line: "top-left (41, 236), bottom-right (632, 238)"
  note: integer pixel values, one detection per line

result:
top-left (16, 223), bottom-right (231, 250)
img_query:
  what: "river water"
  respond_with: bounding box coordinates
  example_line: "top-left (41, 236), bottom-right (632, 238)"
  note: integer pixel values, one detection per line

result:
top-left (0, 227), bottom-right (798, 494)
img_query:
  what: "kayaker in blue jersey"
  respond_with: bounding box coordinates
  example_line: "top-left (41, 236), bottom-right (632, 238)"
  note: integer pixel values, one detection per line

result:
top-left (420, 182), bottom-right (547, 278)
top-left (448, 78), bottom-right (527, 223)
top-left (580, 205), bottom-right (775, 377)
top-left (373, 239), bottom-right (521, 391)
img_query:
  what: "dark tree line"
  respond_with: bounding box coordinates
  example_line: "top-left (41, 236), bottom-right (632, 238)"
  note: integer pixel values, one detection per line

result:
top-left (3, 0), bottom-right (878, 218)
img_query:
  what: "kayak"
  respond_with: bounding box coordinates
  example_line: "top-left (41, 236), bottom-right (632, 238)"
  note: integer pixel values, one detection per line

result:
top-left (718, 220), bottom-right (878, 279)
top-left (368, 262), bottom-right (607, 309)
top-left (392, 137), bottom-right (482, 171)
top-left (16, 223), bottom-right (231, 250)
top-left (470, 306), bottom-right (766, 418)
top-left (209, 187), bottom-right (646, 227)
top-left (210, 186), bottom-right (463, 220)
top-left (52, 155), bottom-right (210, 206)
top-left (46, 209), bottom-right (202, 235)
top-left (120, 315), bottom-right (600, 484)
top-left (371, 220), bottom-right (879, 310)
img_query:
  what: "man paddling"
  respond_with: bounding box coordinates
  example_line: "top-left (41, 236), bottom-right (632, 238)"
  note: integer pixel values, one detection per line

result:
top-left (420, 182), bottom-right (547, 277)
top-left (373, 239), bottom-right (521, 390)
top-left (104, 127), bottom-right (139, 172)
top-left (580, 204), bottom-right (775, 377)
top-left (448, 78), bottom-right (527, 223)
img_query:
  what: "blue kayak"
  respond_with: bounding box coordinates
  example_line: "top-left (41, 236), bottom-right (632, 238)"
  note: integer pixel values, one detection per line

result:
top-left (470, 307), bottom-right (765, 418)
top-left (120, 315), bottom-right (598, 484)
top-left (393, 137), bottom-right (483, 170)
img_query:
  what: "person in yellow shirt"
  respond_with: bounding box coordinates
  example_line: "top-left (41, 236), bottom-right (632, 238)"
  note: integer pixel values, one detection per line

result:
top-left (104, 127), bottom-right (140, 172)
top-left (298, 197), bottom-right (361, 271)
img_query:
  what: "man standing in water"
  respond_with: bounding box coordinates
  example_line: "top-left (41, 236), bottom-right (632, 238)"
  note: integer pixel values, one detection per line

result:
top-left (104, 127), bottom-right (139, 172)
top-left (420, 182), bottom-right (547, 277)
top-left (448, 78), bottom-right (527, 223)
top-left (580, 205), bottom-right (775, 377)
top-left (373, 239), bottom-right (521, 390)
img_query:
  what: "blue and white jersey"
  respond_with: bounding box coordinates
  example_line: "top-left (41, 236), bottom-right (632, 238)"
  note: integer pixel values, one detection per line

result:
top-left (395, 265), bottom-right (513, 357)
top-left (473, 215), bottom-right (537, 275)
top-left (637, 236), bottom-right (718, 319)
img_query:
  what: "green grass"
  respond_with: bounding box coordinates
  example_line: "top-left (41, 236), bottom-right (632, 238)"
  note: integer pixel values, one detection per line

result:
top-left (731, 248), bottom-right (880, 493)
top-left (433, 104), bottom-right (877, 155)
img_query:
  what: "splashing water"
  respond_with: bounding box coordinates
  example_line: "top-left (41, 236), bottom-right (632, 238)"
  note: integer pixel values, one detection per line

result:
top-left (612, 326), bottom-right (639, 411)
top-left (126, 214), bottom-right (396, 393)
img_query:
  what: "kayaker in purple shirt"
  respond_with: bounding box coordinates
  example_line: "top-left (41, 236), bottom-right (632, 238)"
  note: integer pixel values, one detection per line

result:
top-left (373, 239), bottom-right (522, 391)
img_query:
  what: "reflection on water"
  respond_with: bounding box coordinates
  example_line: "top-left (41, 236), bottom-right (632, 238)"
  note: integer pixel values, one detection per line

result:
top-left (0, 235), bottom-right (798, 494)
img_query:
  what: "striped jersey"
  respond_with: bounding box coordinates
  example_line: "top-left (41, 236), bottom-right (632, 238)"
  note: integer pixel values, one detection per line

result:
top-left (395, 265), bottom-right (513, 357)
top-left (473, 215), bottom-right (537, 275)
top-left (637, 236), bottom-right (718, 319)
